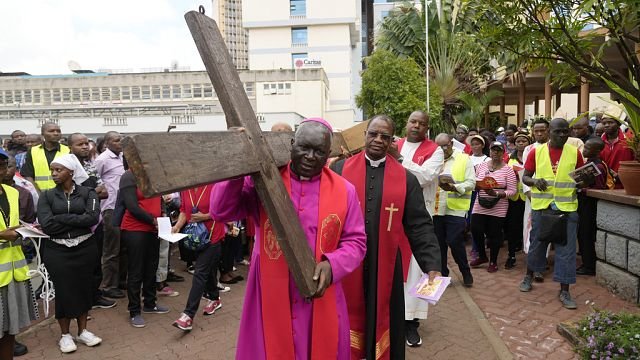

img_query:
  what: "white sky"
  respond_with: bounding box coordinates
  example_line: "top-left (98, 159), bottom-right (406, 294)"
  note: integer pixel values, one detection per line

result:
top-left (0, 0), bottom-right (214, 75)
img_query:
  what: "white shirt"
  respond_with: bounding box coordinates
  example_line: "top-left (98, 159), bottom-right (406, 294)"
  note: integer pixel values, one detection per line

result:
top-left (400, 141), bottom-right (444, 216)
top-left (470, 154), bottom-right (490, 169)
top-left (432, 150), bottom-right (476, 217)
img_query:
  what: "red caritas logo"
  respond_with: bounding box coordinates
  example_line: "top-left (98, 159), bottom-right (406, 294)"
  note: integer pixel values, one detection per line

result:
top-left (295, 59), bottom-right (304, 68)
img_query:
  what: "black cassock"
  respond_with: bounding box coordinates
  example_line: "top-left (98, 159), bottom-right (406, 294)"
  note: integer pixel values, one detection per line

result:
top-left (332, 158), bottom-right (441, 359)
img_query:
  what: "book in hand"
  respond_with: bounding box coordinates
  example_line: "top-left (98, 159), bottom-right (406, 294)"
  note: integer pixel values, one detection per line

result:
top-left (476, 176), bottom-right (498, 190)
top-left (157, 217), bottom-right (188, 243)
top-left (15, 220), bottom-right (49, 238)
top-left (409, 275), bottom-right (451, 305)
top-left (568, 162), bottom-right (601, 184)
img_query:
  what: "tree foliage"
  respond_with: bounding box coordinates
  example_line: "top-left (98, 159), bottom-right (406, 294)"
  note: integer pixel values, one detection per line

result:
top-left (356, 50), bottom-right (426, 134)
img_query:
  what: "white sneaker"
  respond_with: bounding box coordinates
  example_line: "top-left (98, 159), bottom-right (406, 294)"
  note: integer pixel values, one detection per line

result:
top-left (59, 334), bottom-right (77, 353)
top-left (217, 284), bottom-right (231, 293)
top-left (76, 329), bottom-right (102, 347)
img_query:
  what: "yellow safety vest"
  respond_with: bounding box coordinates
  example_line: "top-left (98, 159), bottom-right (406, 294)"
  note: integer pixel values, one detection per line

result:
top-left (31, 144), bottom-right (69, 190)
top-left (507, 158), bottom-right (526, 201)
top-left (446, 153), bottom-right (473, 211)
top-left (531, 143), bottom-right (578, 212)
top-left (0, 184), bottom-right (30, 287)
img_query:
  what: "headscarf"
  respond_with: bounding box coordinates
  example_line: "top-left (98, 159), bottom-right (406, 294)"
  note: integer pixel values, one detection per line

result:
top-left (51, 154), bottom-right (89, 185)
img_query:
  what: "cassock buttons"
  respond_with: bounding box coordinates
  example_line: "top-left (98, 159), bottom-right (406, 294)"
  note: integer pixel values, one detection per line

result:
top-left (370, 175), bottom-right (375, 179)
top-left (365, 220), bottom-right (369, 224)
top-left (369, 185), bottom-right (374, 189)
top-left (366, 208), bottom-right (371, 213)
top-left (367, 197), bottom-right (372, 201)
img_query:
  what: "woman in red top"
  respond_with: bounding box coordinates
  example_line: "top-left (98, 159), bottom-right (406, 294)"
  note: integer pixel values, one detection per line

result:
top-left (118, 167), bottom-right (166, 328)
top-left (171, 184), bottom-right (226, 331)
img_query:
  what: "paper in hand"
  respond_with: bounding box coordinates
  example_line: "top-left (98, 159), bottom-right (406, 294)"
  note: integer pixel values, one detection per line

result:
top-left (16, 220), bottom-right (49, 238)
top-left (409, 275), bottom-right (451, 305)
top-left (157, 217), bottom-right (187, 243)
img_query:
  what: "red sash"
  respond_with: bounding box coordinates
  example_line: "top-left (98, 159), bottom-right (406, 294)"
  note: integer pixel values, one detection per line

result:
top-left (397, 138), bottom-right (438, 165)
top-left (259, 164), bottom-right (347, 360)
top-left (341, 152), bottom-right (407, 360)
top-left (396, 138), bottom-right (437, 279)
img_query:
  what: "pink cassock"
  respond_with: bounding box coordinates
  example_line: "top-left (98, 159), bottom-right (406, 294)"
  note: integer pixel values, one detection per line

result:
top-left (210, 168), bottom-right (366, 360)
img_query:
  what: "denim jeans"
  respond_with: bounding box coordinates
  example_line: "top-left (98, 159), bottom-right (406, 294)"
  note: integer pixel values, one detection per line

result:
top-left (184, 242), bottom-right (222, 318)
top-left (527, 209), bottom-right (578, 284)
top-left (433, 215), bottom-right (470, 276)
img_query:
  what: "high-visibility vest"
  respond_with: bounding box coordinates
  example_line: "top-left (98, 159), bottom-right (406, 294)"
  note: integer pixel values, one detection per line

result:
top-left (31, 144), bottom-right (69, 190)
top-left (0, 184), bottom-right (30, 287)
top-left (531, 143), bottom-right (578, 212)
top-left (508, 158), bottom-right (526, 201)
top-left (445, 153), bottom-right (473, 211)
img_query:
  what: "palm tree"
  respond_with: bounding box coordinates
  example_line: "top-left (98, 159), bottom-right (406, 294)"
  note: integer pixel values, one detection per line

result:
top-left (456, 89), bottom-right (503, 129)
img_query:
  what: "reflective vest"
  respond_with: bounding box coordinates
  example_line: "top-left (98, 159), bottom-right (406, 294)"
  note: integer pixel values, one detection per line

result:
top-left (31, 144), bottom-right (69, 190)
top-left (446, 153), bottom-right (473, 211)
top-left (0, 184), bottom-right (30, 287)
top-left (507, 158), bottom-right (526, 201)
top-left (531, 143), bottom-right (578, 212)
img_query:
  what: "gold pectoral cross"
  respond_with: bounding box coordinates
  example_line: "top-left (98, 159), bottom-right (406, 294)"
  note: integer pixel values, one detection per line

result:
top-left (385, 203), bottom-right (399, 232)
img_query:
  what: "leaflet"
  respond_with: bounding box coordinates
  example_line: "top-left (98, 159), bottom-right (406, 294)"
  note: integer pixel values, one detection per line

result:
top-left (157, 217), bottom-right (187, 243)
top-left (409, 275), bottom-right (451, 305)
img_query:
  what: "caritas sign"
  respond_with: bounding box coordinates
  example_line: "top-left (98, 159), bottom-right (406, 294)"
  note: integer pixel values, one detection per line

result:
top-left (294, 58), bottom-right (322, 68)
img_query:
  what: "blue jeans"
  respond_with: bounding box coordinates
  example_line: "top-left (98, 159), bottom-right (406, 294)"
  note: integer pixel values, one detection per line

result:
top-left (527, 210), bottom-right (578, 284)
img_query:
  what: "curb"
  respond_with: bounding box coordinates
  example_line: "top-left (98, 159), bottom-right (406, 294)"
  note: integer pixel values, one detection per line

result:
top-left (451, 268), bottom-right (514, 360)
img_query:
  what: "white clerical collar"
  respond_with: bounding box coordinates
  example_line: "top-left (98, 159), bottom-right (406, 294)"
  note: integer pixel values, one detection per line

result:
top-left (365, 154), bottom-right (387, 168)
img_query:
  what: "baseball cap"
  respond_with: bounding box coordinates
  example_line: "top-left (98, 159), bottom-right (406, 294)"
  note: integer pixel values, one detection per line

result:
top-left (468, 135), bottom-right (485, 145)
top-left (490, 141), bottom-right (504, 150)
top-left (497, 127), bottom-right (505, 132)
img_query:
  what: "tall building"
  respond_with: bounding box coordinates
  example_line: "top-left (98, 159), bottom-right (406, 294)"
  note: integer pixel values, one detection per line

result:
top-left (242, 0), bottom-right (363, 129)
top-left (211, 0), bottom-right (249, 70)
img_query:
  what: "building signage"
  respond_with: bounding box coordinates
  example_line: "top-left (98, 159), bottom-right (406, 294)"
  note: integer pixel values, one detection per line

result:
top-left (295, 58), bottom-right (322, 68)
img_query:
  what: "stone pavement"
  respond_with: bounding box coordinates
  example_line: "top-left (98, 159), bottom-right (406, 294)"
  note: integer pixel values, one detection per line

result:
top-left (451, 245), bottom-right (640, 360)
top-left (17, 254), bottom-right (505, 360)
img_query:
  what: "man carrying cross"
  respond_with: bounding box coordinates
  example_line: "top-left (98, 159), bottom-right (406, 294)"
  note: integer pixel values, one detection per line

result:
top-left (331, 115), bottom-right (441, 359)
top-left (210, 118), bottom-right (366, 359)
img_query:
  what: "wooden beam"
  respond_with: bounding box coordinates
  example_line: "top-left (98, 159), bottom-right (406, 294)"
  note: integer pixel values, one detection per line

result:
top-left (185, 11), bottom-right (317, 297)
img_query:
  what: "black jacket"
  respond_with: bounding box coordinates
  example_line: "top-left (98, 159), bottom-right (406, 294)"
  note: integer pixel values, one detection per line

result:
top-left (38, 185), bottom-right (100, 239)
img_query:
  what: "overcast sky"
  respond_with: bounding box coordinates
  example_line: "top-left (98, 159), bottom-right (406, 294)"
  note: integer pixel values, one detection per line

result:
top-left (0, 0), bottom-right (213, 75)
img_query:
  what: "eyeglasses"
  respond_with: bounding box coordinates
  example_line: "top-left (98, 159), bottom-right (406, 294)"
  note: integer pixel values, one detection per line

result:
top-left (365, 131), bottom-right (393, 142)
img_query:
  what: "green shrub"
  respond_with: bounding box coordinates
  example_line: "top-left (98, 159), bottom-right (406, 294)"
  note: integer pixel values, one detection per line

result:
top-left (575, 309), bottom-right (640, 359)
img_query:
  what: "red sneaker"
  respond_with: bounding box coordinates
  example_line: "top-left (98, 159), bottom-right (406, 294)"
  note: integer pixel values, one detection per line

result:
top-left (487, 263), bottom-right (498, 273)
top-left (469, 258), bottom-right (488, 268)
top-left (203, 299), bottom-right (222, 316)
top-left (172, 313), bottom-right (193, 331)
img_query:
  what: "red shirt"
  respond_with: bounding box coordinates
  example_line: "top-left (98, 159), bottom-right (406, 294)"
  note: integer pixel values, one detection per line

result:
top-left (600, 129), bottom-right (635, 172)
top-left (180, 185), bottom-right (225, 244)
top-left (121, 188), bottom-right (162, 233)
top-left (524, 144), bottom-right (585, 174)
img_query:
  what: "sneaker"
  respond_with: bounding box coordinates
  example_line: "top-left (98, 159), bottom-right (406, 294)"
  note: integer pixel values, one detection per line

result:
top-left (217, 284), bottom-right (231, 293)
top-left (130, 314), bottom-right (145, 328)
top-left (14, 341), bottom-right (28, 357)
top-left (75, 329), bottom-right (102, 347)
top-left (487, 263), bottom-right (498, 273)
top-left (504, 257), bottom-right (516, 270)
top-left (519, 275), bottom-right (533, 292)
top-left (143, 305), bottom-right (170, 314)
top-left (158, 286), bottom-right (180, 297)
top-left (469, 250), bottom-right (479, 262)
top-left (405, 324), bottom-right (422, 347)
top-left (102, 288), bottom-right (125, 299)
top-left (186, 265), bottom-right (195, 275)
top-left (462, 271), bottom-right (474, 287)
top-left (92, 296), bottom-right (117, 309)
top-left (173, 313), bottom-right (193, 331)
top-left (469, 258), bottom-right (488, 268)
top-left (58, 334), bottom-right (77, 353)
top-left (166, 272), bottom-right (185, 282)
top-left (238, 259), bottom-right (250, 266)
top-left (559, 290), bottom-right (577, 309)
top-left (534, 272), bottom-right (544, 282)
top-left (203, 299), bottom-right (222, 315)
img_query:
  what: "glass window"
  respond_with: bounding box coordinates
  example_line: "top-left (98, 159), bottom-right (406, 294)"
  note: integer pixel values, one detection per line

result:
top-left (203, 85), bottom-right (213, 98)
top-left (162, 85), bottom-right (171, 99)
top-left (101, 87), bottom-right (110, 101)
top-left (72, 88), bottom-right (81, 101)
top-left (290, 0), bottom-right (306, 16)
top-left (131, 86), bottom-right (141, 100)
top-left (14, 91), bottom-right (22, 103)
top-left (121, 87), bottom-right (130, 100)
top-left (291, 27), bottom-right (308, 46)
top-left (24, 90), bottom-right (32, 103)
top-left (33, 90), bottom-right (41, 104)
top-left (285, 83), bottom-right (292, 94)
top-left (193, 84), bottom-right (202, 98)
top-left (152, 85), bottom-right (161, 99)
top-left (172, 85), bottom-right (181, 99)
top-left (53, 89), bottom-right (61, 102)
top-left (292, 52), bottom-right (308, 68)
top-left (111, 87), bottom-right (120, 101)
top-left (63, 89), bottom-right (71, 102)
top-left (42, 89), bottom-right (51, 104)
top-left (91, 88), bottom-right (100, 100)
top-left (244, 82), bottom-right (254, 96)
top-left (82, 88), bottom-right (90, 101)
top-left (182, 85), bottom-right (192, 99)
top-left (141, 86), bottom-right (151, 100)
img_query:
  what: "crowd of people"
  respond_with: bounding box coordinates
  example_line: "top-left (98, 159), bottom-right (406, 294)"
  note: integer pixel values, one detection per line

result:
top-left (0, 109), bottom-right (634, 359)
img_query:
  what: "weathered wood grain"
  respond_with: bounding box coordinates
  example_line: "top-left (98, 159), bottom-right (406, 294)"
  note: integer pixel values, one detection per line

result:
top-left (185, 11), bottom-right (317, 297)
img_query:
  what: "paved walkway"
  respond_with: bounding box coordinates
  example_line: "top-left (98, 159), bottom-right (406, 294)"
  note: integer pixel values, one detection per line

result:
top-left (16, 246), bottom-right (639, 359)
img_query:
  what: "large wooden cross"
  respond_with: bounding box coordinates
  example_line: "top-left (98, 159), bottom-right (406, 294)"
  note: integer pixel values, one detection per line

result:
top-left (122, 10), bottom-right (366, 297)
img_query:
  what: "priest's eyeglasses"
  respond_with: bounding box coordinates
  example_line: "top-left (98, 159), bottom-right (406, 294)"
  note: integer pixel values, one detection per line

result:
top-left (365, 131), bottom-right (393, 142)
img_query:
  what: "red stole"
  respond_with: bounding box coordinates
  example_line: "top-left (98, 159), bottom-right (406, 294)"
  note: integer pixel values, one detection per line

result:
top-left (259, 164), bottom-right (348, 360)
top-left (341, 152), bottom-right (407, 360)
top-left (397, 138), bottom-right (438, 165)
top-left (395, 138), bottom-right (437, 279)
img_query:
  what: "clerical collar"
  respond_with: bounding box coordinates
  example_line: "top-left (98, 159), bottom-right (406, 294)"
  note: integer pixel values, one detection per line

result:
top-left (365, 154), bottom-right (387, 168)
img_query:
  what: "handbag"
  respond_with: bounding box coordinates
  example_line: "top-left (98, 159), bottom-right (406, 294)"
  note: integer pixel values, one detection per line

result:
top-left (478, 195), bottom-right (500, 208)
top-left (182, 207), bottom-right (212, 252)
top-left (182, 187), bottom-right (213, 252)
top-left (537, 209), bottom-right (568, 246)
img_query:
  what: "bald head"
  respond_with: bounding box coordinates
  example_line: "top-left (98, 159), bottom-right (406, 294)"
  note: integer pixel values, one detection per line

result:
top-left (435, 133), bottom-right (453, 158)
top-left (549, 118), bottom-right (570, 148)
top-left (572, 116), bottom-right (590, 139)
top-left (271, 122), bottom-right (293, 132)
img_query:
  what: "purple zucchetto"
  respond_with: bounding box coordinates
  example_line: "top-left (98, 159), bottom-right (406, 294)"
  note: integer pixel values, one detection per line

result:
top-left (300, 117), bottom-right (333, 133)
